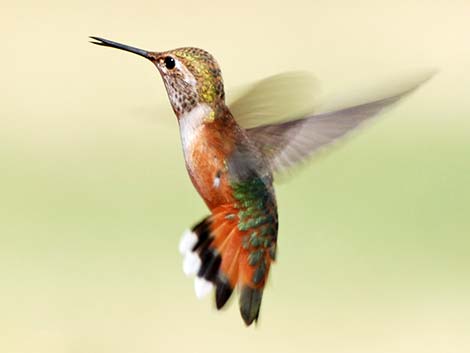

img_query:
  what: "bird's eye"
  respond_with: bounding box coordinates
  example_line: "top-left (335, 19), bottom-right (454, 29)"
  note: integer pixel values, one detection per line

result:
top-left (164, 56), bottom-right (176, 70)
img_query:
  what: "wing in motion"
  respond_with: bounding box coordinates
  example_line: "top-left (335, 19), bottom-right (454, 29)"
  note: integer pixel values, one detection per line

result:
top-left (229, 71), bottom-right (321, 129)
top-left (241, 73), bottom-right (434, 175)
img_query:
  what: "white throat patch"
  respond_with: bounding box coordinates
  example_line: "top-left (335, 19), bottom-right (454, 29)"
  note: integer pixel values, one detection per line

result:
top-left (178, 103), bottom-right (212, 153)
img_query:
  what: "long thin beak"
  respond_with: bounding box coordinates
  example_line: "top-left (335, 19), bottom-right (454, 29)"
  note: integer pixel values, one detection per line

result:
top-left (90, 36), bottom-right (151, 59)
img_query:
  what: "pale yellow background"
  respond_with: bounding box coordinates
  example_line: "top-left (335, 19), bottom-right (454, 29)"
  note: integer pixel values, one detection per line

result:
top-left (1, 1), bottom-right (469, 352)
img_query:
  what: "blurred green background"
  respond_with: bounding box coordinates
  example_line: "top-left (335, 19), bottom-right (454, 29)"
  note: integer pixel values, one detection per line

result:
top-left (1, 0), bottom-right (469, 352)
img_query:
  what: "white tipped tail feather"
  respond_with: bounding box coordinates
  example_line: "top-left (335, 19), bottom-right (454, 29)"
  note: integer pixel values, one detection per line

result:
top-left (179, 229), bottom-right (213, 299)
top-left (194, 277), bottom-right (214, 299)
top-left (179, 229), bottom-right (198, 255)
top-left (183, 251), bottom-right (201, 276)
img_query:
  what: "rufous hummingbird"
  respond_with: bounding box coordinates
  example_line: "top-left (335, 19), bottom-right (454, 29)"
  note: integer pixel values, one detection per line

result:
top-left (90, 36), bottom-right (431, 326)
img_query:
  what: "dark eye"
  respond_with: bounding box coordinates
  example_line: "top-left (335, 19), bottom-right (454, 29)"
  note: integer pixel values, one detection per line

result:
top-left (164, 56), bottom-right (176, 70)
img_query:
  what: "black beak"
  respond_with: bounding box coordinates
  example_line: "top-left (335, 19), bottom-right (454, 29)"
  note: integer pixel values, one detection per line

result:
top-left (90, 36), bottom-right (150, 59)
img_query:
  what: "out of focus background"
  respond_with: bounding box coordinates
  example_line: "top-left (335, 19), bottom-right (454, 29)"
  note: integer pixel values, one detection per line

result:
top-left (1, 1), bottom-right (469, 352)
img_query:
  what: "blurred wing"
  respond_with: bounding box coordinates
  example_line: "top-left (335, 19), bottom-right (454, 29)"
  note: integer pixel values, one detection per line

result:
top-left (228, 71), bottom-right (321, 129)
top-left (245, 78), bottom-right (431, 175)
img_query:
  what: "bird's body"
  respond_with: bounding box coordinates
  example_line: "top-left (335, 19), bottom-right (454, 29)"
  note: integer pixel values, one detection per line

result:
top-left (90, 36), bottom-right (432, 325)
top-left (178, 101), bottom-right (278, 324)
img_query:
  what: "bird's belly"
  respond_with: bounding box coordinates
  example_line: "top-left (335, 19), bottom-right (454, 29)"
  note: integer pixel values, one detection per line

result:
top-left (183, 136), bottom-right (234, 210)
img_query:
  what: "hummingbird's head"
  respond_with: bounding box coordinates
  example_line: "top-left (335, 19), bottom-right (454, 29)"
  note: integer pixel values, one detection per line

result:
top-left (90, 37), bottom-right (225, 116)
top-left (150, 48), bottom-right (225, 115)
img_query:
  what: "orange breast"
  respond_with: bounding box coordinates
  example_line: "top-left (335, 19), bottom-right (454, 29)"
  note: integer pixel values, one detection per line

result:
top-left (184, 122), bottom-right (236, 210)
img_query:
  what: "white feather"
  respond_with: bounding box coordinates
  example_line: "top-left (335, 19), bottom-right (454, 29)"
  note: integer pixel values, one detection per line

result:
top-left (178, 103), bottom-right (212, 152)
top-left (194, 277), bottom-right (213, 299)
top-left (213, 176), bottom-right (220, 188)
top-left (179, 229), bottom-right (197, 255)
top-left (183, 252), bottom-right (201, 277)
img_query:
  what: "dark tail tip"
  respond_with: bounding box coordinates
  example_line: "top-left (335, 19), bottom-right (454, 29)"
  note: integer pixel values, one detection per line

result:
top-left (215, 277), bottom-right (233, 309)
top-left (239, 286), bottom-right (263, 326)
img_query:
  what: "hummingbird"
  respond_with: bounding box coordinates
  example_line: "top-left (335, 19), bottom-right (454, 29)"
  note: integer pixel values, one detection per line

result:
top-left (90, 36), bottom-right (431, 326)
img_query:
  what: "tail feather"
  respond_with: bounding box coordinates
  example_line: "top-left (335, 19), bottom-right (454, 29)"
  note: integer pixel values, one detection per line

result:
top-left (179, 204), bottom-right (276, 325)
top-left (215, 276), bottom-right (233, 309)
top-left (239, 286), bottom-right (263, 325)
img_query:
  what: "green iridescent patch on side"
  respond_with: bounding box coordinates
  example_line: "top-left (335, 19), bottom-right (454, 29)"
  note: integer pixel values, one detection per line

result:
top-left (253, 259), bottom-right (267, 285)
top-left (233, 178), bottom-right (270, 227)
top-left (248, 249), bottom-right (264, 266)
top-left (249, 232), bottom-right (261, 248)
top-left (231, 176), bottom-right (277, 285)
